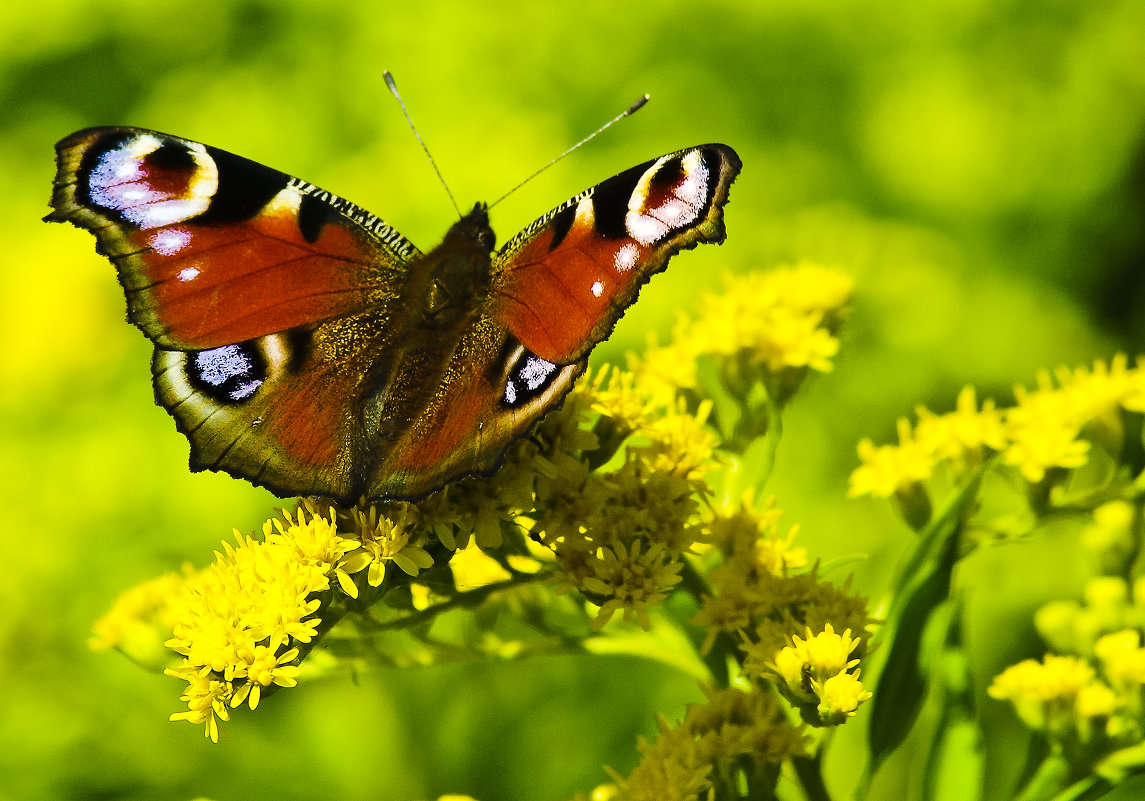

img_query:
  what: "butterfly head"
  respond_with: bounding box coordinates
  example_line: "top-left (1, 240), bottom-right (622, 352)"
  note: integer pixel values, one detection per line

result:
top-left (400, 202), bottom-right (498, 325)
top-left (455, 202), bottom-right (495, 253)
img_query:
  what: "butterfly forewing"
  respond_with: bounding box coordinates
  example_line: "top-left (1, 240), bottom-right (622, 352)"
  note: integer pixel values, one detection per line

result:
top-left (46, 127), bottom-right (420, 349)
top-left (493, 144), bottom-right (741, 364)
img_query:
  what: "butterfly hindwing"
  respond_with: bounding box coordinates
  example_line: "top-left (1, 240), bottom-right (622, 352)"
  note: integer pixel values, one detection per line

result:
top-left (366, 313), bottom-right (583, 499)
top-left (493, 144), bottom-right (741, 364)
top-left (150, 317), bottom-right (392, 500)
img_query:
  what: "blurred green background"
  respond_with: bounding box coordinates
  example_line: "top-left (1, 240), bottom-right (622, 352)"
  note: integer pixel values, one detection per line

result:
top-left (3, 1), bottom-right (1144, 799)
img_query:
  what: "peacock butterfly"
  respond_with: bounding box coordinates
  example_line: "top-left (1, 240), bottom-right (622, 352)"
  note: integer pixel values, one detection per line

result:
top-left (46, 126), bottom-right (741, 502)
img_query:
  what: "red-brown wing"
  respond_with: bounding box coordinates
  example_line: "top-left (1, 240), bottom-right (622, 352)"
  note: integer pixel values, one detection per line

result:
top-left (46, 127), bottom-right (421, 349)
top-left (493, 144), bottom-right (741, 364)
top-left (366, 312), bottom-right (584, 500)
top-left (151, 318), bottom-right (384, 501)
top-left (47, 126), bottom-right (424, 500)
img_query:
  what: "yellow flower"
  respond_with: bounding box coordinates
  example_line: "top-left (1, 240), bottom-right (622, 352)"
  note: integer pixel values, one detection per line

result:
top-left (770, 624), bottom-right (863, 702)
top-left (815, 669), bottom-right (873, 725)
top-left (609, 722), bottom-right (711, 801)
top-left (631, 398), bottom-right (718, 483)
top-left (591, 363), bottom-right (678, 433)
top-left (771, 646), bottom-right (814, 702)
top-left (849, 419), bottom-right (936, 498)
top-left (631, 338), bottom-right (700, 404)
top-left (338, 504), bottom-right (434, 596)
top-left (988, 654), bottom-right (1097, 734)
top-left (1082, 501), bottom-right (1137, 572)
top-left (166, 672), bottom-right (233, 743)
top-left (1095, 630), bottom-right (1145, 688)
top-left (1076, 681), bottom-right (1119, 719)
top-left (225, 631), bottom-right (303, 711)
top-left (1003, 375), bottom-right (1090, 483)
top-left (706, 495), bottom-right (807, 575)
top-left (90, 570), bottom-right (192, 668)
top-left (913, 385), bottom-right (1007, 462)
top-left (583, 539), bottom-right (684, 630)
top-left (609, 686), bottom-right (810, 801)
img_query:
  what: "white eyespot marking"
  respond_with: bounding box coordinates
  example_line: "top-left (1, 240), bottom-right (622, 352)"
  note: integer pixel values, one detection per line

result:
top-left (675, 151), bottom-right (710, 206)
top-left (625, 213), bottom-right (668, 246)
top-left (624, 150), bottom-right (711, 246)
top-left (177, 266), bottom-right (200, 282)
top-left (521, 356), bottom-right (556, 388)
top-left (503, 349), bottom-right (559, 407)
top-left (591, 279), bottom-right (605, 298)
top-left (150, 228), bottom-right (191, 255)
top-left (194, 344), bottom-right (262, 401)
top-left (88, 134), bottom-right (218, 230)
top-left (614, 242), bottom-right (640, 273)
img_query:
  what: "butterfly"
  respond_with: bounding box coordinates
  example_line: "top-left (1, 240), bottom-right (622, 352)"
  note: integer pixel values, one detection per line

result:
top-left (46, 126), bottom-right (741, 503)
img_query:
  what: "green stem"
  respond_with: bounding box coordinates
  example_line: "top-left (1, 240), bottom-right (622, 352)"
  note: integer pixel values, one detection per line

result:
top-left (677, 558), bottom-right (735, 686)
top-left (791, 753), bottom-right (832, 801)
top-left (361, 569), bottom-right (553, 632)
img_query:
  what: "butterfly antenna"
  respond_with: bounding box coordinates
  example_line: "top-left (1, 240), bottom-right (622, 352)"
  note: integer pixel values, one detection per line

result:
top-left (488, 93), bottom-right (650, 209)
top-left (384, 70), bottom-right (462, 217)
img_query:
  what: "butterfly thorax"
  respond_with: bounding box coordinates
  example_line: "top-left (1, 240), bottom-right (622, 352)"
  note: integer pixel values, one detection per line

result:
top-left (399, 203), bottom-right (494, 325)
top-left (360, 203), bottom-right (499, 449)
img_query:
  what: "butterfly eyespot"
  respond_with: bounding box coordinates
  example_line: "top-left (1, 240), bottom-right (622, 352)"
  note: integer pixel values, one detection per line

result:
top-left (502, 349), bottom-right (559, 408)
top-left (187, 343), bottom-right (267, 403)
top-left (625, 152), bottom-right (710, 246)
top-left (84, 133), bottom-right (218, 230)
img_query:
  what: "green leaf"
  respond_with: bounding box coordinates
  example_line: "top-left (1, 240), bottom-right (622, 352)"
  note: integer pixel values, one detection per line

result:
top-left (863, 536), bottom-right (958, 784)
top-left (1086, 773), bottom-right (1145, 801)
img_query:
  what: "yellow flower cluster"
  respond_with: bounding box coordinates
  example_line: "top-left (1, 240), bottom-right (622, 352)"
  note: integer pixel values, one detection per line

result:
top-left (770, 624), bottom-right (873, 724)
top-left (850, 355), bottom-right (1145, 516)
top-left (599, 686), bottom-right (810, 801)
top-left (692, 500), bottom-right (876, 726)
top-left (992, 571), bottom-right (1145, 754)
top-left (163, 507), bottom-right (352, 741)
top-left (91, 570), bottom-right (193, 669)
top-left (633, 262), bottom-right (853, 405)
top-left (95, 503), bottom-right (438, 742)
top-left (989, 654), bottom-right (1109, 737)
